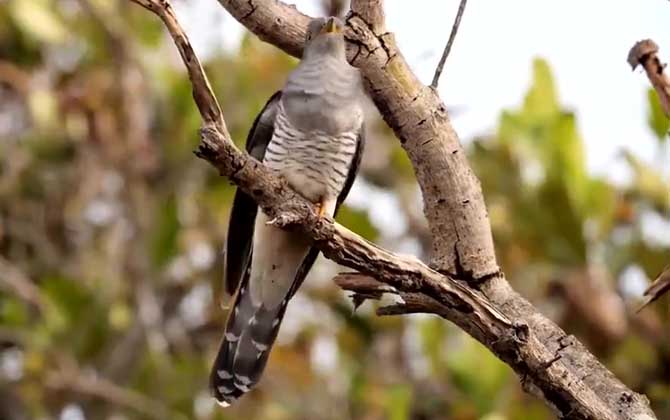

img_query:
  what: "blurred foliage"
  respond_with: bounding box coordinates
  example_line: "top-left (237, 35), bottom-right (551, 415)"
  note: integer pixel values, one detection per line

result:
top-left (648, 87), bottom-right (670, 142)
top-left (0, 1), bottom-right (668, 420)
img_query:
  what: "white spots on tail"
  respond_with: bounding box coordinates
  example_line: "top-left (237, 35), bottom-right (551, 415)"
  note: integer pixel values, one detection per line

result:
top-left (214, 398), bottom-right (231, 408)
top-left (252, 339), bottom-right (268, 352)
top-left (225, 332), bottom-right (239, 342)
top-left (233, 382), bottom-right (251, 393)
top-left (217, 370), bottom-right (233, 380)
top-left (235, 375), bottom-right (252, 385)
top-left (217, 385), bottom-right (234, 395)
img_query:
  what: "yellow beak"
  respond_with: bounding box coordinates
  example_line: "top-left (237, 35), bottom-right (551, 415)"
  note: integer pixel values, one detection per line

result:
top-left (322, 17), bottom-right (340, 34)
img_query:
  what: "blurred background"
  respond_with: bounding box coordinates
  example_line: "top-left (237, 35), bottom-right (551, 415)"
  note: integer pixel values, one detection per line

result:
top-left (0, 0), bottom-right (669, 419)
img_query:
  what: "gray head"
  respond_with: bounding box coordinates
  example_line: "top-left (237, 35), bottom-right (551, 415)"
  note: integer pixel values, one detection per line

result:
top-left (303, 17), bottom-right (346, 60)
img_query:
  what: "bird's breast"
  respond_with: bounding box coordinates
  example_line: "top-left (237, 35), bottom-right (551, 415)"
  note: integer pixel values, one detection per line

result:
top-left (263, 106), bottom-right (360, 203)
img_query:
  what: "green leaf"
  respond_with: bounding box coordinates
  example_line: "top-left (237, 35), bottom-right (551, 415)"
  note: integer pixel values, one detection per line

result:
top-left (9, 0), bottom-right (68, 44)
top-left (384, 384), bottom-right (412, 420)
top-left (336, 205), bottom-right (379, 241)
top-left (522, 58), bottom-right (560, 122)
top-left (583, 178), bottom-right (616, 239)
top-left (647, 87), bottom-right (670, 141)
top-left (446, 333), bottom-right (511, 414)
top-left (546, 111), bottom-right (587, 212)
top-left (0, 295), bottom-right (29, 326)
top-left (150, 195), bottom-right (180, 268)
top-left (419, 317), bottom-right (447, 375)
top-left (622, 151), bottom-right (669, 212)
top-left (41, 276), bottom-right (90, 324)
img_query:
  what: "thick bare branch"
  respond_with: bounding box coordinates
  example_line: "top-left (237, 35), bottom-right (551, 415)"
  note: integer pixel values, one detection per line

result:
top-left (431, 0), bottom-right (468, 89)
top-left (130, 0), bottom-right (657, 418)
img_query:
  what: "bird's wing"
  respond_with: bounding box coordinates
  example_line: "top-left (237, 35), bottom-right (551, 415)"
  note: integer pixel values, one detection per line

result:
top-left (224, 91), bottom-right (282, 296)
top-left (336, 124), bottom-right (366, 210)
top-left (287, 124), bottom-right (366, 299)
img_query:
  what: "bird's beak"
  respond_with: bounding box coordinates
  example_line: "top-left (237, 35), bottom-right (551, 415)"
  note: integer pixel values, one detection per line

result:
top-left (321, 17), bottom-right (341, 34)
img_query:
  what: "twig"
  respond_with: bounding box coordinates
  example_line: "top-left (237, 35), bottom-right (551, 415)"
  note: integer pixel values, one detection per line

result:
top-left (334, 272), bottom-right (474, 318)
top-left (628, 39), bottom-right (670, 117)
top-left (430, 0), bottom-right (468, 89)
top-left (0, 257), bottom-right (44, 312)
top-left (636, 266), bottom-right (670, 312)
top-left (45, 363), bottom-right (174, 420)
top-left (129, 0), bottom-right (224, 130)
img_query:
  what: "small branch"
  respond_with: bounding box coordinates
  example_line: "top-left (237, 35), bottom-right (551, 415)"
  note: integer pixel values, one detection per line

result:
top-left (333, 272), bottom-right (453, 317)
top-left (45, 363), bottom-right (173, 420)
top-left (0, 257), bottom-right (44, 312)
top-left (628, 39), bottom-right (670, 117)
top-left (130, 0), bottom-right (224, 130)
top-left (637, 266), bottom-right (670, 312)
top-left (430, 0), bottom-right (468, 89)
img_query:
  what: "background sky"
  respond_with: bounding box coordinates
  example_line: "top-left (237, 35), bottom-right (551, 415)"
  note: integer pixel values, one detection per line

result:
top-left (176, 0), bottom-right (670, 184)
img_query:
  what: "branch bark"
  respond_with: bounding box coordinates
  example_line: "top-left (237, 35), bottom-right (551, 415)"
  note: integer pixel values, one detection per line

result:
top-left (130, 0), bottom-right (657, 418)
top-left (628, 39), bottom-right (670, 117)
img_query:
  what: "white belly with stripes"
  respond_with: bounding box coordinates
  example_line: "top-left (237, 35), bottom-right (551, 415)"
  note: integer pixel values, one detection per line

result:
top-left (263, 105), bottom-right (360, 203)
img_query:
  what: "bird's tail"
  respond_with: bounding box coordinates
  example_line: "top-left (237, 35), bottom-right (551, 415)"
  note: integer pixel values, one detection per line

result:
top-left (209, 277), bottom-right (290, 406)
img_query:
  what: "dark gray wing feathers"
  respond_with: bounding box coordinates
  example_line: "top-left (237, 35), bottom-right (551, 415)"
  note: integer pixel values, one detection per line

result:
top-left (224, 92), bottom-right (282, 296)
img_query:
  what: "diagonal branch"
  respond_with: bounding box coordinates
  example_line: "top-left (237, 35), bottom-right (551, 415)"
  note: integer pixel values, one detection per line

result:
top-left (130, 0), bottom-right (224, 130)
top-left (0, 256), bottom-right (44, 312)
top-left (636, 266), bottom-right (670, 312)
top-left (129, 0), bottom-right (658, 418)
top-left (431, 0), bottom-right (468, 89)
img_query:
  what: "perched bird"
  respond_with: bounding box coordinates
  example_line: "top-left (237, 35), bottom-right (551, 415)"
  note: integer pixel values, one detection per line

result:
top-left (210, 16), bottom-right (365, 406)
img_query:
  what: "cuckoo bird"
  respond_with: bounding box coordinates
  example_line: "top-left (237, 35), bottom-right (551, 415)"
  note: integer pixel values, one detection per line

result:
top-left (210, 16), bottom-right (365, 406)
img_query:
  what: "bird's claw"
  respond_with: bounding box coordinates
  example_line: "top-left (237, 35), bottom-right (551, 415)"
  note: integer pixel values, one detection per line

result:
top-left (314, 201), bottom-right (328, 218)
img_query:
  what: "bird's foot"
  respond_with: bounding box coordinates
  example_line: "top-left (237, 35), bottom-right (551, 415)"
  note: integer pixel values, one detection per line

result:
top-left (314, 202), bottom-right (327, 218)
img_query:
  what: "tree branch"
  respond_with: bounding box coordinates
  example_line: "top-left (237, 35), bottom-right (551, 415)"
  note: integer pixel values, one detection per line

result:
top-left (45, 361), bottom-right (172, 420)
top-left (431, 0), bottom-right (468, 89)
top-left (628, 39), bottom-right (670, 117)
top-left (129, 0), bottom-right (657, 418)
top-left (0, 256), bottom-right (44, 312)
top-left (637, 266), bottom-right (670, 312)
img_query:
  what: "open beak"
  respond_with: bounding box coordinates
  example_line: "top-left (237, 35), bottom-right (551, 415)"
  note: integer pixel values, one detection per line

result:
top-left (322, 17), bottom-right (341, 34)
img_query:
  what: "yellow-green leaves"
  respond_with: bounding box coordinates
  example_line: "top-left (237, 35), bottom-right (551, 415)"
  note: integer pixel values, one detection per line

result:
top-left (647, 87), bottom-right (670, 141)
top-left (8, 0), bottom-right (68, 44)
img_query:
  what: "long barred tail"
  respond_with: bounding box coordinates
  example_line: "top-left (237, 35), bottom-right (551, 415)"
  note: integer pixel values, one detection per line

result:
top-left (209, 278), bottom-right (289, 406)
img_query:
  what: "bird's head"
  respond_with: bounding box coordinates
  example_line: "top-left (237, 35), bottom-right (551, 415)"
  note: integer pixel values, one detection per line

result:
top-left (303, 17), bottom-right (346, 59)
